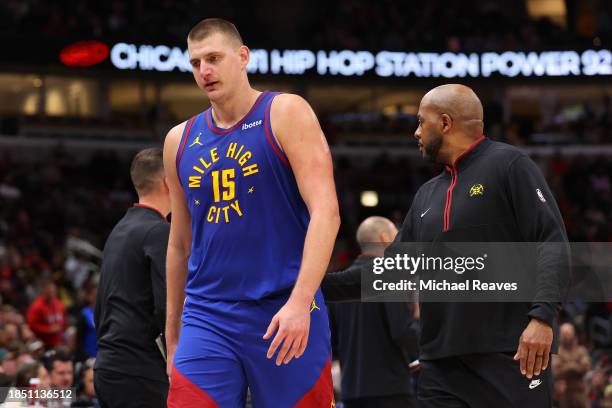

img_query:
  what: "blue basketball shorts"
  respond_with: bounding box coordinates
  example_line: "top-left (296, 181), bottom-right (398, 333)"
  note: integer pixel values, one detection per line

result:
top-left (167, 290), bottom-right (334, 407)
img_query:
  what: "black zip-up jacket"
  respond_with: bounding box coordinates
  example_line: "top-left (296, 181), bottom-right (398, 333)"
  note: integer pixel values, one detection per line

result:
top-left (397, 136), bottom-right (569, 360)
top-left (325, 256), bottom-right (419, 400)
top-left (94, 204), bottom-right (169, 382)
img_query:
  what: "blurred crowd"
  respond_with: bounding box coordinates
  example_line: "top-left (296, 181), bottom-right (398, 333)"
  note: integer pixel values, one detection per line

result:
top-left (0, 146), bottom-right (125, 406)
top-left (492, 96), bottom-right (612, 147)
top-left (1, 0), bottom-right (611, 51)
top-left (326, 95), bottom-right (612, 147)
top-left (0, 285), bottom-right (99, 406)
top-left (1, 132), bottom-right (611, 405)
top-left (308, 0), bottom-right (611, 52)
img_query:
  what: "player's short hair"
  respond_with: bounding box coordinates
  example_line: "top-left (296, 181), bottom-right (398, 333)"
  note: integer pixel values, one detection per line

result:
top-left (130, 148), bottom-right (164, 196)
top-left (188, 18), bottom-right (243, 46)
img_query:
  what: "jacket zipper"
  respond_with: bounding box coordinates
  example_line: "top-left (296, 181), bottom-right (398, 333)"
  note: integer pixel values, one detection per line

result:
top-left (442, 135), bottom-right (486, 231)
top-left (444, 167), bottom-right (458, 231)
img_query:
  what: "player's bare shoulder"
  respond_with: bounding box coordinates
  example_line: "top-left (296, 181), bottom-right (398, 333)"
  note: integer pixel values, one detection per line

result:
top-left (164, 121), bottom-right (188, 154)
top-left (270, 93), bottom-right (315, 123)
top-left (269, 93), bottom-right (322, 150)
top-left (163, 120), bottom-right (190, 180)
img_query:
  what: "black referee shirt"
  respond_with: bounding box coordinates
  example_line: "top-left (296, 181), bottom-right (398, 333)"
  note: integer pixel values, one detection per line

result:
top-left (94, 204), bottom-right (169, 382)
top-left (395, 137), bottom-right (570, 360)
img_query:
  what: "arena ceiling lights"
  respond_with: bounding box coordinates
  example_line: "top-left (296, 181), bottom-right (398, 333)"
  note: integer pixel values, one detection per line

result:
top-left (109, 42), bottom-right (612, 78)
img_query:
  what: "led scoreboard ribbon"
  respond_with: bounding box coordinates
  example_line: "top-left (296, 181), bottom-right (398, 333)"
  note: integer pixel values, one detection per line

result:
top-left (110, 42), bottom-right (612, 78)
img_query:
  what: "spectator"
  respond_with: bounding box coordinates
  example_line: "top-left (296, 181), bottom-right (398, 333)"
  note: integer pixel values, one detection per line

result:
top-left (2, 322), bottom-right (19, 347)
top-left (25, 339), bottom-right (45, 360)
top-left (0, 372), bottom-right (13, 402)
top-left (19, 323), bottom-right (35, 343)
top-left (0, 350), bottom-right (19, 378)
top-left (15, 359), bottom-right (49, 388)
top-left (2, 360), bottom-right (50, 408)
top-left (71, 358), bottom-right (99, 408)
top-left (43, 348), bottom-right (74, 389)
top-left (553, 323), bottom-right (591, 376)
top-left (552, 323), bottom-right (591, 407)
top-left (588, 357), bottom-right (612, 407)
top-left (75, 284), bottom-right (97, 362)
top-left (604, 383), bottom-right (612, 407)
top-left (26, 280), bottom-right (67, 349)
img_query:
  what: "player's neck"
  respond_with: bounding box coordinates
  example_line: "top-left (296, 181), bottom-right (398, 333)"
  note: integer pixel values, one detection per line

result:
top-left (210, 86), bottom-right (261, 128)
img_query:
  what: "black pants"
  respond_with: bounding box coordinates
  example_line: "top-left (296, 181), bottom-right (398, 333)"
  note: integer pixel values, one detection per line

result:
top-left (344, 394), bottom-right (416, 408)
top-left (94, 369), bottom-right (168, 408)
top-left (418, 353), bottom-right (552, 408)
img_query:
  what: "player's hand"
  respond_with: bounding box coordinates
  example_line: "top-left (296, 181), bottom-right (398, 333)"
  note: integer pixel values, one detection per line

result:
top-left (513, 318), bottom-right (553, 379)
top-left (263, 298), bottom-right (311, 366)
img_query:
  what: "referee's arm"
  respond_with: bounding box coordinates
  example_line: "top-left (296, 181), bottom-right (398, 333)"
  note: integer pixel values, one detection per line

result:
top-left (322, 202), bottom-right (419, 303)
top-left (321, 263), bottom-right (362, 302)
top-left (144, 223), bottom-right (170, 333)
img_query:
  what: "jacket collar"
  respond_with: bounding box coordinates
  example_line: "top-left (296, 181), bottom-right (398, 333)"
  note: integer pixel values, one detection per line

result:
top-left (444, 135), bottom-right (488, 173)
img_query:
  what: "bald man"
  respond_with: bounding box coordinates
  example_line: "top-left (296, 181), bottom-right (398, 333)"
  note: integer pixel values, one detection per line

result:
top-left (323, 217), bottom-right (419, 408)
top-left (395, 84), bottom-right (569, 407)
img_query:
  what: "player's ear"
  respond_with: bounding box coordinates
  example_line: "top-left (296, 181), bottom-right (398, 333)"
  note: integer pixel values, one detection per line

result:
top-left (379, 231), bottom-right (391, 243)
top-left (238, 45), bottom-right (250, 70)
top-left (439, 113), bottom-right (453, 134)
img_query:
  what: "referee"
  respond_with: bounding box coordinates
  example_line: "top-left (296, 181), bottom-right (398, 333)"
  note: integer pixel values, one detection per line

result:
top-left (398, 84), bottom-right (570, 407)
top-left (94, 148), bottom-right (170, 408)
top-left (325, 217), bottom-right (419, 408)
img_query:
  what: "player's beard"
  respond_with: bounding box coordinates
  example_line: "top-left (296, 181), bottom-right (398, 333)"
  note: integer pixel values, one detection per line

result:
top-left (423, 131), bottom-right (443, 163)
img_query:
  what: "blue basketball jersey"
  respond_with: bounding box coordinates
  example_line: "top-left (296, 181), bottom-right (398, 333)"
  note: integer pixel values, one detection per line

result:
top-left (176, 91), bottom-right (309, 301)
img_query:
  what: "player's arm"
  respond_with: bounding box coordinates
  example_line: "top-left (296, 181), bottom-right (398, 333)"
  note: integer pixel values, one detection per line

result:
top-left (507, 154), bottom-right (570, 379)
top-left (163, 122), bottom-right (192, 377)
top-left (263, 94), bottom-right (340, 366)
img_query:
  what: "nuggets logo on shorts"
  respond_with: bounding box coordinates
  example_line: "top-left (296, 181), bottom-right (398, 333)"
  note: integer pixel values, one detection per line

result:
top-left (310, 299), bottom-right (320, 313)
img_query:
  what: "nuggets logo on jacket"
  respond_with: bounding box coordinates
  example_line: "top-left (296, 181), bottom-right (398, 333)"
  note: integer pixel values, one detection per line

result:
top-left (469, 184), bottom-right (484, 197)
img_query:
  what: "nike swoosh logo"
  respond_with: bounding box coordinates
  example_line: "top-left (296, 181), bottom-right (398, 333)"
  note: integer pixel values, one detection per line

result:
top-left (529, 379), bottom-right (542, 389)
top-left (420, 208), bottom-right (431, 218)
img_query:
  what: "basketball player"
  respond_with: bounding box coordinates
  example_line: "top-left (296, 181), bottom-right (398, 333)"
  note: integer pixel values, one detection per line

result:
top-left (163, 18), bottom-right (339, 407)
